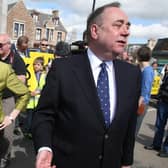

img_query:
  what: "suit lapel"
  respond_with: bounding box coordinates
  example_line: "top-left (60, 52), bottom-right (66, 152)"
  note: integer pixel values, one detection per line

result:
top-left (71, 53), bottom-right (105, 128)
top-left (71, 56), bottom-right (126, 130)
top-left (108, 59), bottom-right (126, 129)
top-left (113, 59), bottom-right (122, 118)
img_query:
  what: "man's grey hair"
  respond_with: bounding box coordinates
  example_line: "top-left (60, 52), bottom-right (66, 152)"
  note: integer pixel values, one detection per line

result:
top-left (86, 2), bottom-right (121, 42)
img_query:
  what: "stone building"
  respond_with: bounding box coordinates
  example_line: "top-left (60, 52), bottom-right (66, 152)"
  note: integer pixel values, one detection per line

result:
top-left (7, 0), bottom-right (67, 48)
top-left (29, 9), bottom-right (67, 48)
top-left (7, 0), bottom-right (35, 46)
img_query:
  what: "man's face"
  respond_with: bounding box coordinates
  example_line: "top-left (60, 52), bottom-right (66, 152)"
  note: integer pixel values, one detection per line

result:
top-left (152, 63), bottom-right (158, 70)
top-left (20, 41), bottom-right (28, 51)
top-left (92, 7), bottom-right (130, 56)
top-left (40, 40), bottom-right (48, 52)
top-left (0, 36), bottom-right (11, 57)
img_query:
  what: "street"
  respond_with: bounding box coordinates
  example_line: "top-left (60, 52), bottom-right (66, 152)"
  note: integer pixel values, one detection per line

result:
top-left (9, 135), bottom-right (35, 168)
top-left (133, 104), bottom-right (168, 168)
top-left (9, 104), bottom-right (168, 168)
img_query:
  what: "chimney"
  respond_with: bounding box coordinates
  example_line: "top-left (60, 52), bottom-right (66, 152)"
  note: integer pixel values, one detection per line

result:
top-left (52, 10), bottom-right (59, 19)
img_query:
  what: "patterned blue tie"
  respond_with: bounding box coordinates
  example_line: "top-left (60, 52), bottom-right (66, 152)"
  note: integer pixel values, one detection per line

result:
top-left (97, 62), bottom-right (110, 128)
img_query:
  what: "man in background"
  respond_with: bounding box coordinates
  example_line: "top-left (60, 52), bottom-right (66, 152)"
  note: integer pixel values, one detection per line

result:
top-left (38, 38), bottom-right (53, 53)
top-left (16, 35), bottom-right (30, 58)
top-left (135, 46), bottom-right (154, 136)
top-left (145, 64), bottom-right (168, 157)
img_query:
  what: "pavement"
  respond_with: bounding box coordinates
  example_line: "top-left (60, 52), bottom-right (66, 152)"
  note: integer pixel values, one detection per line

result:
top-left (133, 102), bottom-right (168, 168)
top-left (9, 135), bottom-right (35, 168)
top-left (9, 100), bottom-right (168, 168)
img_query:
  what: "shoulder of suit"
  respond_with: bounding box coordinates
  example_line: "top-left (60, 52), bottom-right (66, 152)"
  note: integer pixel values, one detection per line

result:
top-left (52, 54), bottom-right (86, 65)
top-left (0, 62), bottom-right (13, 76)
top-left (114, 59), bottom-right (140, 74)
top-left (114, 59), bottom-right (137, 67)
top-left (0, 61), bottom-right (9, 69)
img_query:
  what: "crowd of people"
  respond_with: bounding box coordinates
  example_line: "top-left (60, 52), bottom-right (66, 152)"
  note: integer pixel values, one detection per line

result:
top-left (0, 32), bottom-right (72, 168)
top-left (0, 1), bottom-right (168, 168)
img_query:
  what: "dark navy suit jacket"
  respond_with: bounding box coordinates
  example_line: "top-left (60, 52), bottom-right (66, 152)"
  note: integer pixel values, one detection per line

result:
top-left (32, 52), bottom-right (141, 168)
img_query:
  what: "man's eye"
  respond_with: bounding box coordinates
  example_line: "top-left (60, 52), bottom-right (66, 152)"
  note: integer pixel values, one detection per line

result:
top-left (126, 25), bottom-right (130, 30)
top-left (113, 23), bottom-right (122, 27)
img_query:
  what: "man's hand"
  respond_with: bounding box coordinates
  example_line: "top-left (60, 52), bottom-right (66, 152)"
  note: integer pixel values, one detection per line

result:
top-left (138, 96), bottom-right (144, 106)
top-left (121, 166), bottom-right (131, 168)
top-left (0, 116), bottom-right (13, 130)
top-left (36, 150), bottom-right (56, 168)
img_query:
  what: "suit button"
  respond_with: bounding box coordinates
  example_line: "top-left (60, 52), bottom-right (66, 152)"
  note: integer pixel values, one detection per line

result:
top-left (98, 155), bottom-right (103, 160)
top-left (105, 134), bottom-right (109, 139)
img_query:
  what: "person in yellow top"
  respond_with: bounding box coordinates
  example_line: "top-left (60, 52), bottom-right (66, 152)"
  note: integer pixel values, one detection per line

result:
top-left (0, 61), bottom-right (29, 167)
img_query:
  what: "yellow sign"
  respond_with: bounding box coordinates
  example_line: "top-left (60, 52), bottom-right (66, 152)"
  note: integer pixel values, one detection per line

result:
top-left (23, 52), bottom-right (54, 91)
top-left (151, 76), bottom-right (161, 95)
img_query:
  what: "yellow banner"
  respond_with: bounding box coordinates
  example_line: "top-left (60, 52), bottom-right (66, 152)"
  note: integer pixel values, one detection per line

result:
top-left (151, 76), bottom-right (161, 95)
top-left (23, 52), bottom-right (54, 91)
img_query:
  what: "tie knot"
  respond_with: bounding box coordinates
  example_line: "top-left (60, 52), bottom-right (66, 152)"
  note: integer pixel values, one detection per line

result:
top-left (100, 62), bottom-right (106, 70)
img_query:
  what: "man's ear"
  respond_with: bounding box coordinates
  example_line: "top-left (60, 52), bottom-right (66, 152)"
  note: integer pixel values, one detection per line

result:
top-left (90, 24), bottom-right (100, 40)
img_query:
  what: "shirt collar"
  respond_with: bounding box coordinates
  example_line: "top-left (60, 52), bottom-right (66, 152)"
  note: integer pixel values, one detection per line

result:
top-left (87, 48), bottom-right (113, 72)
top-left (87, 48), bottom-right (101, 70)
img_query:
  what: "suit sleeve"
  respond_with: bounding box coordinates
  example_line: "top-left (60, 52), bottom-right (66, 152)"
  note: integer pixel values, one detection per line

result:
top-left (32, 60), bottom-right (60, 152)
top-left (121, 67), bottom-right (141, 166)
top-left (6, 66), bottom-right (29, 111)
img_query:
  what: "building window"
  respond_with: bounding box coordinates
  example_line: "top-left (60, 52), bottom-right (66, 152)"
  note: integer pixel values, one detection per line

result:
top-left (13, 22), bottom-right (24, 38)
top-left (33, 15), bottom-right (38, 23)
top-left (57, 32), bottom-right (62, 42)
top-left (50, 29), bottom-right (54, 41)
top-left (53, 18), bottom-right (59, 25)
top-left (35, 28), bottom-right (42, 40)
top-left (46, 28), bottom-right (49, 41)
top-left (46, 28), bottom-right (54, 41)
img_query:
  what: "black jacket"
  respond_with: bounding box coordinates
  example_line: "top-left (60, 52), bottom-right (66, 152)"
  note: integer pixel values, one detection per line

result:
top-left (32, 53), bottom-right (141, 168)
top-left (158, 73), bottom-right (168, 103)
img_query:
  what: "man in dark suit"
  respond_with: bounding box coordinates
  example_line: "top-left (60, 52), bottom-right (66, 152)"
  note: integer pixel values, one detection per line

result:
top-left (32, 2), bottom-right (141, 168)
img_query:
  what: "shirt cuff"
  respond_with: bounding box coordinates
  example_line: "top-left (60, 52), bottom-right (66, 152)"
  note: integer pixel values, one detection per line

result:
top-left (38, 147), bottom-right (53, 153)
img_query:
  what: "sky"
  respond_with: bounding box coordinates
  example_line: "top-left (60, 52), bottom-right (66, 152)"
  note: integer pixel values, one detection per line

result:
top-left (8, 0), bottom-right (168, 44)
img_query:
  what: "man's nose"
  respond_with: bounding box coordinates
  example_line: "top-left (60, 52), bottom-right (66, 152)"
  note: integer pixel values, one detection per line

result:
top-left (121, 25), bottom-right (130, 36)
